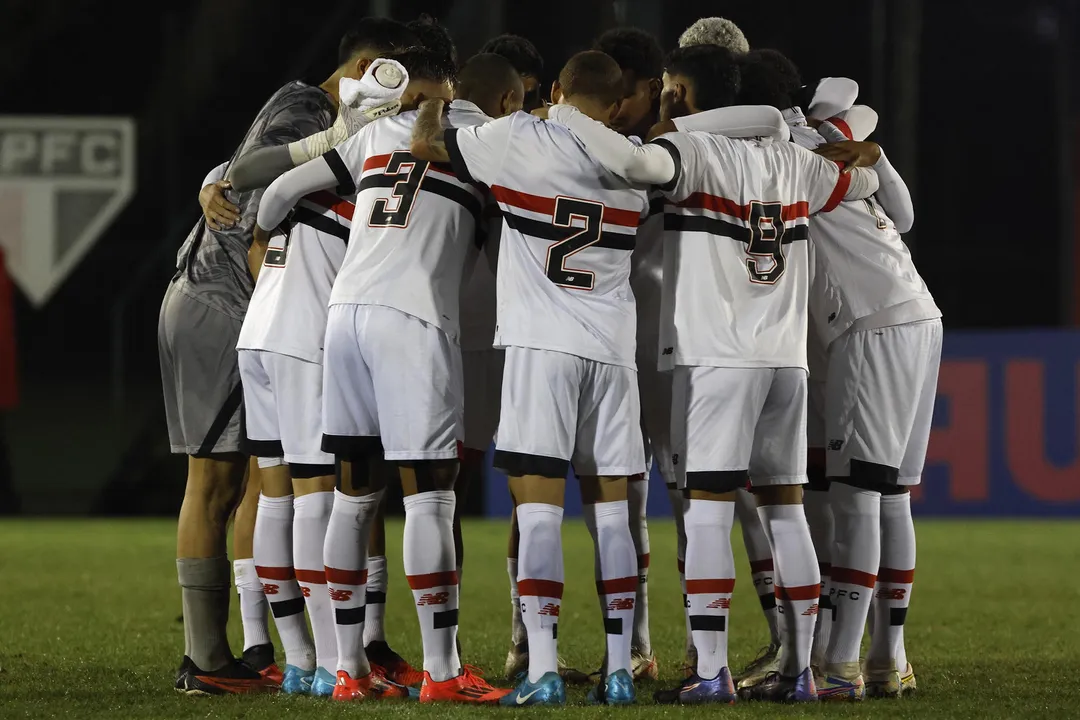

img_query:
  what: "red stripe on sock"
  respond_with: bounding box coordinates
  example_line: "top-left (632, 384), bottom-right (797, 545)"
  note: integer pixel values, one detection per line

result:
top-left (406, 570), bottom-right (459, 590)
top-left (638, 553), bottom-right (650, 569)
top-left (295, 568), bottom-right (327, 584)
top-left (749, 559), bottom-right (774, 574)
top-left (819, 562), bottom-right (832, 577)
top-left (830, 567), bottom-right (877, 588)
top-left (518, 578), bottom-right (564, 599)
top-left (775, 584), bottom-right (821, 601)
top-left (325, 567), bottom-right (368, 586)
top-left (878, 567), bottom-right (915, 583)
top-left (595, 576), bottom-right (638, 595)
top-left (677, 558), bottom-right (685, 574)
top-left (686, 578), bottom-right (736, 594)
top-left (255, 565), bottom-right (295, 581)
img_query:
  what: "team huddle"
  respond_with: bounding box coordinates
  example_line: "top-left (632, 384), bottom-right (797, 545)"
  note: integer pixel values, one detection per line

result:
top-left (159, 12), bottom-right (940, 707)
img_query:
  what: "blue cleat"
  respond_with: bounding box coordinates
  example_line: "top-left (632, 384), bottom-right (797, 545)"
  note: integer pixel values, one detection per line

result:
top-left (654, 667), bottom-right (736, 705)
top-left (742, 668), bottom-right (819, 703)
top-left (587, 668), bottom-right (636, 705)
top-left (310, 667), bottom-right (336, 697)
top-left (499, 671), bottom-right (566, 707)
top-left (280, 664), bottom-right (315, 695)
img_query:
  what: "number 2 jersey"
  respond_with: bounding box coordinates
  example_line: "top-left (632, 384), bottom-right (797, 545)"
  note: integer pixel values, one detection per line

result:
top-left (445, 112), bottom-right (649, 369)
top-left (326, 99), bottom-right (490, 341)
top-left (653, 130), bottom-right (858, 371)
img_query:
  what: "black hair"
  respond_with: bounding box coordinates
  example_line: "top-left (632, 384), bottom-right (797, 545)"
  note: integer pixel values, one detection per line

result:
top-left (457, 53), bottom-right (523, 109)
top-left (406, 13), bottom-right (458, 67)
top-left (388, 46), bottom-right (458, 86)
top-left (738, 49), bottom-right (802, 109)
top-left (664, 44), bottom-right (741, 111)
top-left (558, 50), bottom-right (624, 107)
top-left (338, 17), bottom-right (418, 66)
top-left (479, 34), bottom-right (544, 78)
top-left (593, 27), bottom-right (663, 81)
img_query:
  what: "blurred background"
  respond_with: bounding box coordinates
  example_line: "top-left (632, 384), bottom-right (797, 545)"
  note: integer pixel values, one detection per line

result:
top-left (0, 0), bottom-right (1076, 516)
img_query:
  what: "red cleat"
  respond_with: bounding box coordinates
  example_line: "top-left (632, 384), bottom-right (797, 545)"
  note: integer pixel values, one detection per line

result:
top-left (366, 640), bottom-right (425, 687)
top-left (258, 663), bottom-right (284, 686)
top-left (330, 667), bottom-right (413, 702)
top-left (420, 665), bottom-right (513, 704)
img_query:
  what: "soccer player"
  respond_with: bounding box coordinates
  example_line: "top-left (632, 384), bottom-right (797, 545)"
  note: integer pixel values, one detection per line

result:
top-left (411, 50), bottom-right (651, 707)
top-left (544, 44), bottom-right (881, 704)
top-left (479, 34), bottom-right (546, 112)
top-left (256, 49), bottom-right (522, 704)
top-left (163, 17), bottom-right (416, 695)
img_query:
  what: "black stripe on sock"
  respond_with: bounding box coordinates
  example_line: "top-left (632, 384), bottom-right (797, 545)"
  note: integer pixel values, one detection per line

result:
top-left (552, 622), bottom-right (558, 640)
top-left (758, 592), bottom-right (777, 610)
top-left (336, 606), bottom-right (366, 625)
top-left (433, 609), bottom-right (459, 629)
top-left (270, 597), bottom-right (305, 618)
top-left (365, 590), bottom-right (387, 605)
top-left (890, 607), bottom-right (908, 627)
top-left (604, 617), bottom-right (623, 635)
top-left (689, 615), bottom-right (726, 632)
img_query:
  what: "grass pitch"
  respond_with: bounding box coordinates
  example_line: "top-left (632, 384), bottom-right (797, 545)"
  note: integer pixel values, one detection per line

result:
top-left (0, 518), bottom-right (1075, 719)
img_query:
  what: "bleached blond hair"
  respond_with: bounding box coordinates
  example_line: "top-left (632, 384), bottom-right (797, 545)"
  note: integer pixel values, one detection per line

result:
top-left (678, 17), bottom-right (750, 54)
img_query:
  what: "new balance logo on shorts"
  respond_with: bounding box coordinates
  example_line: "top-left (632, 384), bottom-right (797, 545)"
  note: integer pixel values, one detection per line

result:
top-left (606, 598), bottom-right (635, 611)
top-left (706, 597), bottom-right (731, 609)
top-left (417, 592), bottom-right (451, 606)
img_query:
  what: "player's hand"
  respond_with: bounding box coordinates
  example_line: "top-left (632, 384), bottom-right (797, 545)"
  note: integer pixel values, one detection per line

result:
top-left (200, 180), bottom-right (239, 230)
top-left (813, 140), bottom-right (881, 172)
top-left (531, 103), bottom-right (550, 120)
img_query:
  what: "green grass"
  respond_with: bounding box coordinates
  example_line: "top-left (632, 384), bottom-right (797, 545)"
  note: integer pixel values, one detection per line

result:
top-left (0, 518), bottom-right (1076, 719)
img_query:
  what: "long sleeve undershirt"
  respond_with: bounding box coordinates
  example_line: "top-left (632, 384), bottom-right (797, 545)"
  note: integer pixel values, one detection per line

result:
top-left (255, 157), bottom-right (339, 232)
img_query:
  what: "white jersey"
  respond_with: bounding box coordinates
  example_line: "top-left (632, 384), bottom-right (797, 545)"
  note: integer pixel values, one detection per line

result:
top-left (787, 112), bottom-right (940, 346)
top-left (326, 99), bottom-right (489, 341)
top-left (237, 190), bottom-right (352, 362)
top-left (654, 130), bottom-right (852, 371)
top-left (631, 194), bottom-right (665, 367)
top-left (446, 111), bottom-right (650, 369)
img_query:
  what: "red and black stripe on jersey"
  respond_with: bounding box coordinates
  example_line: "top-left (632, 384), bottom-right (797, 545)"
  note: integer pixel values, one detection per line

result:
top-left (356, 152), bottom-right (483, 226)
top-left (489, 185), bottom-right (638, 250)
top-left (664, 193), bottom-right (811, 245)
top-left (290, 190), bottom-right (353, 242)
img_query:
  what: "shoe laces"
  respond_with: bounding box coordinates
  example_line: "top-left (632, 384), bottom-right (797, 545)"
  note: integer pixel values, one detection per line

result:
top-left (744, 644), bottom-right (779, 672)
top-left (461, 665), bottom-right (494, 690)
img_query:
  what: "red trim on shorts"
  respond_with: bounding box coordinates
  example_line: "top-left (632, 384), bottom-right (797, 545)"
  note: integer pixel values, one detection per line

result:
top-left (518, 578), bottom-right (564, 599)
top-left (325, 567), bottom-right (368, 586)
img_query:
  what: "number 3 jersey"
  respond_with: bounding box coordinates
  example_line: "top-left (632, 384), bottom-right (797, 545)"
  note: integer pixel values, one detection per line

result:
top-left (653, 131), bottom-right (855, 372)
top-left (326, 100), bottom-right (490, 340)
top-left (445, 112), bottom-right (649, 369)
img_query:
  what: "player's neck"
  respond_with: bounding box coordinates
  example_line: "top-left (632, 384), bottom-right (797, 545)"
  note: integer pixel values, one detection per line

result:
top-left (320, 70), bottom-right (343, 108)
top-left (625, 112), bottom-right (658, 141)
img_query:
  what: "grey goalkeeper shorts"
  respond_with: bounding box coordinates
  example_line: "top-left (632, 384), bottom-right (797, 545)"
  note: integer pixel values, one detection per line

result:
top-left (158, 279), bottom-right (245, 456)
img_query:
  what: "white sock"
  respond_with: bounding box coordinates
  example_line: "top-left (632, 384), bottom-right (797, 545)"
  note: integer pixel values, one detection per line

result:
top-left (803, 488), bottom-right (834, 667)
top-left (757, 502), bottom-right (822, 678)
top-left (824, 483), bottom-right (880, 672)
top-left (584, 500), bottom-right (637, 676)
top-left (684, 498), bottom-right (735, 680)
top-left (254, 494), bottom-right (315, 670)
top-left (363, 555), bottom-right (388, 646)
top-left (626, 478), bottom-right (651, 656)
top-left (517, 502), bottom-right (564, 683)
top-left (736, 489), bottom-right (780, 646)
top-left (403, 490), bottom-right (460, 683)
top-left (324, 489), bottom-right (380, 677)
top-left (233, 558), bottom-right (271, 651)
top-left (507, 557), bottom-right (526, 645)
top-left (869, 492), bottom-right (916, 672)
top-left (293, 491), bottom-right (336, 673)
top-left (667, 484), bottom-right (693, 660)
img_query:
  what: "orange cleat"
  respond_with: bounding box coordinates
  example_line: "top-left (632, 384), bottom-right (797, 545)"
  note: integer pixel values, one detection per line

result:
top-left (242, 644), bottom-right (283, 686)
top-left (175, 657), bottom-right (279, 696)
top-left (366, 640), bottom-right (425, 687)
top-left (258, 663), bottom-right (284, 686)
top-left (420, 665), bottom-right (513, 704)
top-left (330, 668), bottom-right (414, 702)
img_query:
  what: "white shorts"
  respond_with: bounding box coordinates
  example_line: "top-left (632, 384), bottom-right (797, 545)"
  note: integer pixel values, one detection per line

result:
top-left (322, 304), bottom-right (463, 461)
top-left (462, 348), bottom-right (505, 451)
top-left (671, 366), bottom-right (808, 491)
top-left (638, 359), bottom-right (675, 485)
top-left (494, 347), bottom-right (646, 477)
top-left (238, 350), bottom-right (332, 466)
top-left (826, 319), bottom-right (943, 486)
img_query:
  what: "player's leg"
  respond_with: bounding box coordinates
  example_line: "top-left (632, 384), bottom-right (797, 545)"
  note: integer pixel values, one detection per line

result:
top-left (231, 458), bottom-right (278, 681)
top-left (575, 359), bottom-right (646, 705)
top-left (162, 282), bottom-right (273, 694)
top-left (804, 373), bottom-right (833, 671)
top-left (732, 488), bottom-right (781, 689)
top-left (742, 368), bottom-right (819, 703)
top-left (865, 319), bottom-right (941, 697)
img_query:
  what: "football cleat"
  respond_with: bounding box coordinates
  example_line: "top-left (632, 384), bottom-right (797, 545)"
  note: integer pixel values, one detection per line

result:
top-left (631, 651), bottom-right (659, 681)
top-left (242, 643), bottom-right (283, 685)
top-left (280, 664), bottom-right (315, 695)
top-left (865, 662), bottom-right (916, 698)
top-left (739, 668), bottom-right (818, 702)
top-left (499, 671), bottom-right (566, 707)
top-left (587, 668), bottom-right (636, 706)
top-left (365, 640), bottom-right (425, 688)
top-left (422, 665), bottom-right (512, 704)
top-left (816, 663), bottom-right (866, 701)
top-left (654, 668), bottom-right (736, 705)
top-left (175, 656), bottom-right (279, 695)
top-left (331, 667), bottom-right (413, 701)
top-left (504, 640), bottom-right (529, 681)
top-left (734, 643), bottom-right (780, 690)
top-left (310, 667), bottom-right (337, 697)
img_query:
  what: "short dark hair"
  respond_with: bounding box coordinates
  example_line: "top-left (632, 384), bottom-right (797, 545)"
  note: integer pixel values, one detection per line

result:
top-left (479, 34), bottom-right (544, 78)
top-left (338, 18), bottom-right (417, 66)
top-left (593, 27), bottom-right (663, 81)
top-left (389, 46), bottom-right (458, 86)
top-left (407, 13), bottom-right (458, 67)
top-left (738, 49), bottom-right (802, 109)
top-left (558, 51), bottom-right (624, 107)
top-left (665, 44), bottom-right (741, 111)
top-left (457, 53), bottom-right (523, 109)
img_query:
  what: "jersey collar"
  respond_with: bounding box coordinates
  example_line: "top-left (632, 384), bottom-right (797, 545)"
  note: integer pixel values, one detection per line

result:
top-left (450, 98), bottom-right (487, 118)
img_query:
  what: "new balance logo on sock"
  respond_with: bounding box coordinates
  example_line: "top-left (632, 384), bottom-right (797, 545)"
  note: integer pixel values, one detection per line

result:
top-left (417, 592), bottom-right (450, 606)
top-left (606, 598), bottom-right (635, 611)
top-left (328, 588), bottom-right (353, 602)
top-left (300, 586), bottom-right (311, 598)
top-left (876, 588), bottom-right (907, 601)
top-left (538, 603), bottom-right (560, 617)
top-left (802, 603), bottom-right (820, 616)
top-left (706, 598), bottom-right (731, 609)
top-left (262, 583), bottom-right (279, 595)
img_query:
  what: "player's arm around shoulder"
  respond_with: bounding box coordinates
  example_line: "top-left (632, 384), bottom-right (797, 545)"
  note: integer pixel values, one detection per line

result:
top-left (411, 98), bottom-right (453, 163)
top-left (801, 141), bottom-right (881, 213)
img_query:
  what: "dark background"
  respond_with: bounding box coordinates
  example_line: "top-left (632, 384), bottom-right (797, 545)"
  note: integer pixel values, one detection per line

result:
top-left (0, 0), bottom-right (1076, 512)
